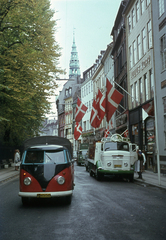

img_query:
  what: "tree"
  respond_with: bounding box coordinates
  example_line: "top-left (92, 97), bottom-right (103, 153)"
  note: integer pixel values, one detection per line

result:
top-left (0, 0), bottom-right (63, 145)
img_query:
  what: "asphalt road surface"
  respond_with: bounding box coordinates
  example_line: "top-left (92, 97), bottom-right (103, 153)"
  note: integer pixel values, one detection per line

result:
top-left (0, 163), bottom-right (166, 240)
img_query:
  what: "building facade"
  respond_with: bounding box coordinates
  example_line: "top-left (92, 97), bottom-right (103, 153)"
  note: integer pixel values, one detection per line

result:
top-left (151, 0), bottom-right (166, 166)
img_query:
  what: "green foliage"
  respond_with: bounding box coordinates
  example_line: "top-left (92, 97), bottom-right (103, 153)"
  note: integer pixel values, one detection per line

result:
top-left (0, 0), bottom-right (63, 145)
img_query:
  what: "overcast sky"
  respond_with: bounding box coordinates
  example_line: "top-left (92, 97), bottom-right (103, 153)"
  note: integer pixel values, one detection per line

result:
top-left (48, 0), bottom-right (122, 118)
top-left (50, 0), bottom-right (122, 79)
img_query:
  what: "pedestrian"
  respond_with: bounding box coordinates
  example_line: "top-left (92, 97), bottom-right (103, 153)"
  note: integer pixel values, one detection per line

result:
top-left (14, 149), bottom-right (20, 171)
top-left (135, 149), bottom-right (146, 179)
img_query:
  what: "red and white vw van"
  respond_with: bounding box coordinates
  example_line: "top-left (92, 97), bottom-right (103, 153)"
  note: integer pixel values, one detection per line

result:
top-left (19, 136), bottom-right (74, 205)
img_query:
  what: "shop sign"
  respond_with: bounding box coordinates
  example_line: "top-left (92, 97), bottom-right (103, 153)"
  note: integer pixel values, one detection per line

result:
top-left (131, 55), bottom-right (151, 80)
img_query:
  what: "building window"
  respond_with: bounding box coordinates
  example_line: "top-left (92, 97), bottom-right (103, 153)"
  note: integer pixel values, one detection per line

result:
top-left (137, 34), bottom-right (141, 60)
top-left (144, 74), bottom-right (149, 101)
top-left (141, 0), bottom-right (145, 15)
top-left (142, 27), bottom-right (146, 55)
top-left (91, 81), bottom-right (93, 92)
top-left (83, 121), bottom-right (86, 131)
top-left (150, 69), bottom-right (154, 98)
top-left (147, 20), bottom-right (152, 49)
top-left (163, 97), bottom-right (166, 148)
top-left (131, 85), bottom-right (134, 108)
top-left (139, 78), bottom-right (143, 104)
top-left (135, 81), bottom-right (139, 106)
top-left (146, 0), bottom-right (150, 6)
top-left (161, 34), bottom-right (166, 71)
top-left (129, 46), bottom-right (133, 69)
top-left (128, 15), bottom-right (131, 33)
top-left (133, 40), bottom-right (137, 65)
top-left (132, 8), bottom-right (136, 28)
top-left (136, 1), bottom-right (140, 22)
top-left (158, 0), bottom-right (165, 17)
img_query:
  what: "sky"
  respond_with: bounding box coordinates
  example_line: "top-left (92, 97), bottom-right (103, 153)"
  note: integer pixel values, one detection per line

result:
top-left (48, 0), bottom-right (122, 118)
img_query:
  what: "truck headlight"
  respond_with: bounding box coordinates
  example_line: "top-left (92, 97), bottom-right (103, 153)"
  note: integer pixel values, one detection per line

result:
top-left (107, 162), bottom-right (111, 167)
top-left (24, 177), bottom-right (31, 186)
top-left (57, 176), bottom-right (65, 185)
top-left (124, 162), bottom-right (128, 167)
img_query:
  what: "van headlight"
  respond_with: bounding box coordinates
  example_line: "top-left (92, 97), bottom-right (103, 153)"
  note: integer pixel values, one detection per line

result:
top-left (24, 177), bottom-right (31, 186)
top-left (57, 176), bottom-right (65, 185)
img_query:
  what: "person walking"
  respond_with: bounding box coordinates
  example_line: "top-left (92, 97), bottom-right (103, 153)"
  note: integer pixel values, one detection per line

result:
top-left (14, 149), bottom-right (20, 171)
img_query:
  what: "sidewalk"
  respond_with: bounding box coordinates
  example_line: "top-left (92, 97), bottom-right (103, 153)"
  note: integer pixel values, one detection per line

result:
top-left (0, 166), bottom-right (166, 189)
top-left (0, 166), bottom-right (19, 183)
top-left (134, 170), bottom-right (166, 190)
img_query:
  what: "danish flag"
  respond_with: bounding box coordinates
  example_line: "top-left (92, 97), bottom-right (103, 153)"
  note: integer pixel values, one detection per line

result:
top-left (123, 129), bottom-right (129, 137)
top-left (96, 89), bottom-right (106, 126)
top-left (106, 79), bottom-right (123, 122)
top-left (90, 98), bottom-right (100, 128)
top-left (75, 97), bottom-right (88, 122)
top-left (104, 127), bottom-right (110, 138)
top-left (74, 122), bottom-right (82, 140)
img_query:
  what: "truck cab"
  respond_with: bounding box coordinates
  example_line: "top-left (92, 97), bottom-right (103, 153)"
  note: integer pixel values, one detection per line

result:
top-left (88, 134), bottom-right (138, 181)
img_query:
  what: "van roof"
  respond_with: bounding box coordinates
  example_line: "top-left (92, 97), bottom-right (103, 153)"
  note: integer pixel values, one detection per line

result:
top-left (23, 136), bottom-right (73, 156)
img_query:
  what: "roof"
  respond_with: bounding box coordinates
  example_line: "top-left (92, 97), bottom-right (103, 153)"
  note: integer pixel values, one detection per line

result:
top-left (23, 136), bottom-right (73, 156)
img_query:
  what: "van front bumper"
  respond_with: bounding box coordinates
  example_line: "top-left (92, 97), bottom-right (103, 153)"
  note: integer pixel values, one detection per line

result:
top-left (18, 190), bottom-right (73, 198)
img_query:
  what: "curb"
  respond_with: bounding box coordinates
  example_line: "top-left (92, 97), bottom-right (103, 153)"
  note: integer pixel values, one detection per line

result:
top-left (0, 173), bottom-right (19, 184)
top-left (134, 178), bottom-right (166, 190)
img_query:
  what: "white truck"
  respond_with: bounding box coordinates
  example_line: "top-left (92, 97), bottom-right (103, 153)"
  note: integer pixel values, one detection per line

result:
top-left (87, 134), bottom-right (138, 182)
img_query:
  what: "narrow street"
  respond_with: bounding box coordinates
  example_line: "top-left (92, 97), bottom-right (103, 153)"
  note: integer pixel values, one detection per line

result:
top-left (0, 163), bottom-right (166, 240)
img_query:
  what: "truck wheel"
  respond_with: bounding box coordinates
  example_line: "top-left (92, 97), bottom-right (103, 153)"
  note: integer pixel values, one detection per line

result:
top-left (89, 170), bottom-right (93, 177)
top-left (96, 171), bottom-right (103, 181)
top-left (129, 174), bottom-right (134, 182)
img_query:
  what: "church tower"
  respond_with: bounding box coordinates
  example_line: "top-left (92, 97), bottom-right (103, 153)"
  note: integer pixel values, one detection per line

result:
top-left (69, 32), bottom-right (81, 79)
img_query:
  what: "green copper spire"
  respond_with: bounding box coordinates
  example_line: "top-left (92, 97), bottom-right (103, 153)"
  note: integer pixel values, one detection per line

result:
top-left (69, 31), bottom-right (81, 79)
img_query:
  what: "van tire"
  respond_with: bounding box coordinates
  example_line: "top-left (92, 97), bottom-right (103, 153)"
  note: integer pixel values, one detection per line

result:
top-left (22, 197), bottom-right (29, 206)
top-left (65, 195), bottom-right (72, 205)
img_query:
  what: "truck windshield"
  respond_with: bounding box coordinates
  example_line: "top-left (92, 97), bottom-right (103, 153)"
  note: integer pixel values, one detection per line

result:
top-left (104, 142), bottom-right (129, 151)
top-left (80, 150), bottom-right (88, 156)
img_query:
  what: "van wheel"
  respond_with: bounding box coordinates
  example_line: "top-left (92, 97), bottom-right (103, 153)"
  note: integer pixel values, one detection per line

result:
top-left (22, 197), bottom-right (29, 206)
top-left (65, 195), bottom-right (72, 205)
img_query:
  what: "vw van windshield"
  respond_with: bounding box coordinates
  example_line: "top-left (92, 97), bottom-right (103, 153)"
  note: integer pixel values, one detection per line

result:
top-left (24, 149), bottom-right (67, 164)
top-left (104, 142), bottom-right (129, 151)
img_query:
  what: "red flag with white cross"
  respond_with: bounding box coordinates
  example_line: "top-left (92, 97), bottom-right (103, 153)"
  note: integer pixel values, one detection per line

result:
top-left (74, 122), bottom-right (82, 140)
top-left (90, 98), bottom-right (100, 128)
top-left (96, 89), bottom-right (106, 126)
top-left (75, 97), bottom-right (88, 122)
top-left (104, 127), bottom-right (110, 138)
top-left (106, 79), bottom-right (123, 123)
